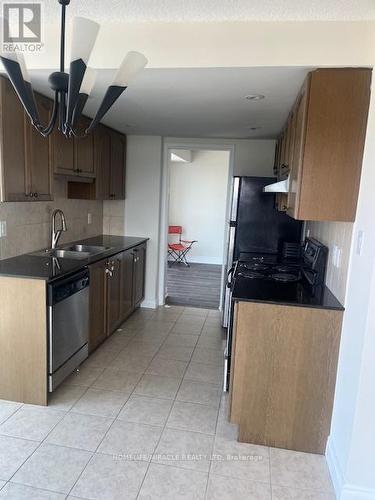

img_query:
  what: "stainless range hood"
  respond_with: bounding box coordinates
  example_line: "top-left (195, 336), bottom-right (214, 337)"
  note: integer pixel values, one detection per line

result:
top-left (263, 175), bottom-right (289, 193)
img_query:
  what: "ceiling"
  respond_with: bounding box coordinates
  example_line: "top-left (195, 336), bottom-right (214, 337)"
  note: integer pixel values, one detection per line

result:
top-left (29, 66), bottom-right (312, 139)
top-left (41, 0), bottom-right (375, 22)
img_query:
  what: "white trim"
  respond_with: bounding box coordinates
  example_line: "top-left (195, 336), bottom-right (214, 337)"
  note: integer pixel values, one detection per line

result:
top-left (167, 256), bottom-right (224, 265)
top-left (140, 299), bottom-right (158, 309)
top-left (341, 486), bottom-right (375, 500)
top-left (326, 437), bottom-right (375, 500)
top-left (326, 436), bottom-right (345, 497)
top-left (158, 140), bottom-right (235, 307)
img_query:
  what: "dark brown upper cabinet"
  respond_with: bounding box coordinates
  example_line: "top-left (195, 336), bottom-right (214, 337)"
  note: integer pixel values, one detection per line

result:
top-left (50, 125), bottom-right (75, 176)
top-left (109, 130), bottom-right (126, 200)
top-left (0, 77), bottom-right (52, 202)
top-left (74, 116), bottom-right (95, 178)
top-left (24, 94), bottom-right (53, 201)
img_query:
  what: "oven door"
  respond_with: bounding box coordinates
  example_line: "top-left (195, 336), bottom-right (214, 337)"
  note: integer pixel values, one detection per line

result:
top-left (223, 281), bottom-right (235, 392)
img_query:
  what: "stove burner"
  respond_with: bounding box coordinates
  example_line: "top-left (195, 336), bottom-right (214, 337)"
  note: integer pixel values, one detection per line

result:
top-left (274, 265), bottom-right (297, 273)
top-left (243, 263), bottom-right (270, 272)
top-left (238, 271), bottom-right (265, 279)
top-left (271, 273), bottom-right (300, 283)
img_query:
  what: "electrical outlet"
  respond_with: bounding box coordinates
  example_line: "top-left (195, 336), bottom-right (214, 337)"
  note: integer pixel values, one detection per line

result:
top-left (0, 220), bottom-right (7, 237)
top-left (87, 213), bottom-right (92, 225)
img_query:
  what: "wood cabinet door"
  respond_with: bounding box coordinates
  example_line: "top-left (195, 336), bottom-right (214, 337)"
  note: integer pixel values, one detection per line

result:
top-left (88, 260), bottom-right (107, 352)
top-left (287, 79), bottom-right (309, 219)
top-left (0, 77), bottom-right (28, 202)
top-left (74, 116), bottom-right (95, 177)
top-left (109, 131), bottom-right (126, 200)
top-left (94, 126), bottom-right (111, 200)
top-left (24, 93), bottom-right (53, 200)
top-left (120, 250), bottom-right (135, 321)
top-left (106, 256), bottom-right (122, 335)
top-left (133, 245), bottom-right (146, 307)
top-left (51, 125), bottom-right (75, 175)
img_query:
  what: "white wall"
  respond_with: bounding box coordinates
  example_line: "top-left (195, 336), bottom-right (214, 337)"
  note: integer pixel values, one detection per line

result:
top-left (325, 90), bottom-right (375, 500)
top-left (123, 135), bottom-right (163, 308)
top-left (166, 138), bottom-right (275, 177)
top-left (168, 150), bottom-right (230, 264)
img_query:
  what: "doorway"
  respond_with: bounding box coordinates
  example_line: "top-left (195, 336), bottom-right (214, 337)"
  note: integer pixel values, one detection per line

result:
top-left (159, 144), bottom-right (233, 310)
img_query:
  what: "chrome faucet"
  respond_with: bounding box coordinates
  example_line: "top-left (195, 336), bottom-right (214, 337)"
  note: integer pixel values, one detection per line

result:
top-left (51, 209), bottom-right (67, 249)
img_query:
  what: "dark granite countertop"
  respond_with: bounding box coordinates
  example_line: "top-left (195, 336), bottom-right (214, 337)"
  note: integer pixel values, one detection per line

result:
top-left (232, 275), bottom-right (344, 311)
top-left (0, 235), bottom-right (148, 282)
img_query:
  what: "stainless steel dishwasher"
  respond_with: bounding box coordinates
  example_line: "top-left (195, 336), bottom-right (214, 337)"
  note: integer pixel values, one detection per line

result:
top-left (48, 268), bottom-right (90, 391)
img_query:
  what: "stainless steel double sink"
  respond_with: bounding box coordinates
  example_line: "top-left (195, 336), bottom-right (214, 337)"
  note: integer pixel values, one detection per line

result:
top-left (30, 244), bottom-right (110, 260)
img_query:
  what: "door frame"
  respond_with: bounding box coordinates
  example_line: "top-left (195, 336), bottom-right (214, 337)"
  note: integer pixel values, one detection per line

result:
top-left (158, 140), bottom-right (235, 309)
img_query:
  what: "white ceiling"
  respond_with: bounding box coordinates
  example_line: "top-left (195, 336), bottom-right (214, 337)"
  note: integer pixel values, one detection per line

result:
top-left (29, 66), bottom-right (311, 139)
top-left (41, 0), bottom-right (375, 22)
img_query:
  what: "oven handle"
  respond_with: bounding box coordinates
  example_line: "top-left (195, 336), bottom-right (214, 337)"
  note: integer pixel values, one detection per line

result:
top-left (227, 266), bottom-right (235, 289)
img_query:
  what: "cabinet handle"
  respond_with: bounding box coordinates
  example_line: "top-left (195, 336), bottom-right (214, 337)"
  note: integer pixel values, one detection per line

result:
top-left (34, 192), bottom-right (38, 198)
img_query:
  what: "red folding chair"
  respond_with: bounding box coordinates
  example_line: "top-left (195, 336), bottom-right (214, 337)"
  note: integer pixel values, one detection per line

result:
top-left (168, 226), bottom-right (197, 267)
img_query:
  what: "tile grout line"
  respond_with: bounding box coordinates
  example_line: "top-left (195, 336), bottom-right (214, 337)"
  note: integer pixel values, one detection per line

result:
top-left (135, 307), bottom-right (212, 499)
top-left (67, 306), bottom-right (189, 498)
top-left (1, 306), bottom-right (223, 498)
top-left (134, 306), bottom-right (195, 498)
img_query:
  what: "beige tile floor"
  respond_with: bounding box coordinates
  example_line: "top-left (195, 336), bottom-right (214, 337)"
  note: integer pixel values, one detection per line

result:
top-left (0, 306), bottom-right (336, 499)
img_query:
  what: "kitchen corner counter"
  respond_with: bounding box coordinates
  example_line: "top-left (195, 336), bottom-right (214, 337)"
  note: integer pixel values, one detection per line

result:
top-left (232, 278), bottom-right (344, 311)
top-left (0, 235), bottom-right (149, 282)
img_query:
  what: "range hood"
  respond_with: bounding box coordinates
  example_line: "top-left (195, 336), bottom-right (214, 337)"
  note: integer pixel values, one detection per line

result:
top-left (263, 175), bottom-right (289, 193)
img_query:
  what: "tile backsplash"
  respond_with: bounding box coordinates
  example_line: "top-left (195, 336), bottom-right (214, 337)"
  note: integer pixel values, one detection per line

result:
top-left (103, 200), bottom-right (125, 236)
top-left (0, 178), bottom-right (103, 260)
top-left (306, 221), bottom-right (353, 305)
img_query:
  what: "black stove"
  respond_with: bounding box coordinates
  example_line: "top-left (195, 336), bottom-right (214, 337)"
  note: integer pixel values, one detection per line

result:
top-left (236, 261), bottom-right (301, 283)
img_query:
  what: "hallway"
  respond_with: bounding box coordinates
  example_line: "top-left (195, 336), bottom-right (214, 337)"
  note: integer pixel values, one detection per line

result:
top-left (166, 263), bottom-right (222, 309)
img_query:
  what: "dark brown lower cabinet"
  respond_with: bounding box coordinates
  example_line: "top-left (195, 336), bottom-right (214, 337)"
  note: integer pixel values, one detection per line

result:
top-left (106, 255), bottom-right (123, 334)
top-left (133, 244), bottom-right (146, 307)
top-left (88, 244), bottom-right (146, 351)
top-left (121, 250), bottom-right (135, 321)
top-left (88, 259), bottom-right (107, 352)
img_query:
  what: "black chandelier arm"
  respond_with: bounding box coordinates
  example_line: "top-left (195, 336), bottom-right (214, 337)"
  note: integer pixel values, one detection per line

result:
top-left (0, 57), bottom-right (40, 125)
top-left (71, 93), bottom-right (89, 129)
top-left (35, 91), bottom-right (59, 137)
top-left (65, 59), bottom-right (87, 130)
top-left (85, 85), bottom-right (127, 134)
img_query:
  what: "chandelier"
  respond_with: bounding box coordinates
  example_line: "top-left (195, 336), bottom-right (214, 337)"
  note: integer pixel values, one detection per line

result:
top-left (0, 0), bottom-right (148, 138)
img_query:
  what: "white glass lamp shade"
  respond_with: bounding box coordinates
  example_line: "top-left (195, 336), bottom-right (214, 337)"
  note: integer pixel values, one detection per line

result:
top-left (80, 67), bottom-right (96, 95)
top-left (70, 17), bottom-right (100, 64)
top-left (112, 51), bottom-right (148, 87)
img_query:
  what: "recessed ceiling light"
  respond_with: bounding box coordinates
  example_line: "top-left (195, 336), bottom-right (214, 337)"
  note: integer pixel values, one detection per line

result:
top-left (245, 94), bottom-right (265, 101)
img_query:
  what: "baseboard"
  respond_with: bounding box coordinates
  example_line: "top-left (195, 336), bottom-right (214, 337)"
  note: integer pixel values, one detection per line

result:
top-left (326, 436), bottom-right (344, 497)
top-left (326, 437), bottom-right (375, 500)
top-left (167, 257), bottom-right (223, 265)
top-left (140, 299), bottom-right (157, 309)
top-left (340, 485), bottom-right (375, 500)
